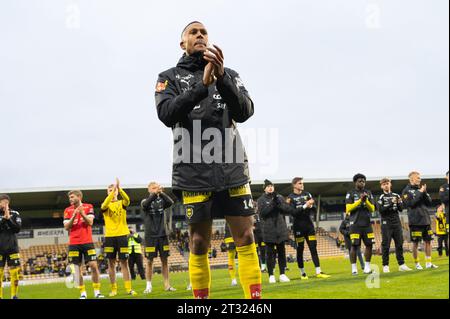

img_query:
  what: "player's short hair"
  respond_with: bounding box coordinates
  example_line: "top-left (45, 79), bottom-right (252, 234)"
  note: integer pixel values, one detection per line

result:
top-left (408, 171), bottom-right (420, 178)
top-left (148, 182), bottom-right (159, 188)
top-left (380, 177), bottom-right (391, 185)
top-left (67, 190), bottom-right (83, 198)
top-left (292, 177), bottom-right (303, 185)
top-left (353, 173), bottom-right (366, 183)
top-left (108, 184), bottom-right (115, 189)
top-left (181, 21), bottom-right (203, 38)
top-left (0, 194), bottom-right (10, 202)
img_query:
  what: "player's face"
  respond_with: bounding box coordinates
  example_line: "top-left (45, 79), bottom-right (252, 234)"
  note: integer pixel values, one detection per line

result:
top-left (265, 185), bottom-right (275, 194)
top-left (148, 184), bottom-right (160, 194)
top-left (107, 187), bottom-right (118, 197)
top-left (68, 194), bottom-right (81, 206)
top-left (381, 182), bottom-right (391, 193)
top-left (294, 181), bottom-right (304, 192)
top-left (181, 23), bottom-right (209, 55)
top-left (410, 174), bottom-right (421, 186)
top-left (355, 178), bottom-right (366, 190)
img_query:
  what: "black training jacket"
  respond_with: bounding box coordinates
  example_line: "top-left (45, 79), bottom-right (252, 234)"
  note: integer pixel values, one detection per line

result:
top-left (257, 193), bottom-right (290, 244)
top-left (141, 193), bottom-right (174, 239)
top-left (402, 184), bottom-right (432, 226)
top-left (377, 192), bottom-right (404, 226)
top-left (0, 210), bottom-right (21, 252)
top-left (287, 192), bottom-right (316, 231)
top-left (155, 52), bottom-right (254, 192)
top-left (439, 183), bottom-right (449, 219)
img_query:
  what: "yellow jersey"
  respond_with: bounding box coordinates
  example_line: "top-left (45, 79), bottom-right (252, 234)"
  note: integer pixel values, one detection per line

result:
top-left (101, 189), bottom-right (130, 237)
top-left (436, 212), bottom-right (447, 236)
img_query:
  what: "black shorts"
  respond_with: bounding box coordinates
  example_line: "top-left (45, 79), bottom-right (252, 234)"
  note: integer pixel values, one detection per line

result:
top-left (349, 225), bottom-right (375, 247)
top-left (410, 225), bottom-right (434, 243)
top-left (145, 237), bottom-right (170, 259)
top-left (104, 236), bottom-right (129, 260)
top-left (294, 228), bottom-right (316, 244)
top-left (68, 243), bottom-right (97, 265)
top-left (0, 251), bottom-right (21, 268)
top-left (181, 184), bottom-right (255, 224)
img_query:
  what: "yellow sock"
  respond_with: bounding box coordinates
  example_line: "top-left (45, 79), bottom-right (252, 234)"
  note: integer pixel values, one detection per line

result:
top-left (426, 256), bottom-right (432, 262)
top-left (414, 257), bottom-right (420, 263)
top-left (0, 268), bottom-right (4, 299)
top-left (189, 253), bottom-right (211, 299)
top-left (124, 280), bottom-right (132, 293)
top-left (92, 282), bottom-right (101, 294)
top-left (10, 268), bottom-right (20, 298)
top-left (79, 285), bottom-right (86, 295)
top-left (236, 243), bottom-right (262, 299)
top-left (228, 249), bottom-right (237, 280)
top-left (111, 282), bottom-right (118, 293)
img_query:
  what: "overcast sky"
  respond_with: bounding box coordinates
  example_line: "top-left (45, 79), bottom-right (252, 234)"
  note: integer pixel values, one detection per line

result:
top-left (0, 0), bottom-right (448, 191)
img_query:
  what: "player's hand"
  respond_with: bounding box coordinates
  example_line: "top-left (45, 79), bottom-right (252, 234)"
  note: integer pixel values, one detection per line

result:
top-left (116, 177), bottom-right (120, 190)
top-left (203, 62), bottom-right (215, 86)
top-left (204, 45), bottom-right (224, 79)
top-left (420, 184), bottom-right (427, 193)
top-left (360, 193), bottom-right (368, 202)
top-left (392, 197), bottom-right (398, 204)
top-left (3, 203), bottom-right (10, 219)
top-left (307, 199), bottom-right (315, 208)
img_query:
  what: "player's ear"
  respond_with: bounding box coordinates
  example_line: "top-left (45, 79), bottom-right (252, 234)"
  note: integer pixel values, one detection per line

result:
top-left (180, 40), bottom-right (186, 51)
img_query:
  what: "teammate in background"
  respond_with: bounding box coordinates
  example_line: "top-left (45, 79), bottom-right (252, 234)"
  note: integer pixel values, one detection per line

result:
top-left (377, 178), bottom-right (412, 273)
top-left (257, 180), bottom-right (291, 284)
top-left (253, 208), bottom-right (267, 272)
top-left (402, 171), bottom-right (438, 270)
top-left (345, 173), bottom-right (376, 275)
top-left (63, 190), bottom-right (104, 299)
top-left (287, 177), bottom-right (330, 279)
top-left (339, 214), bottom-right (365, 270)
top-left (141, 182), bottom-right (176, 293)
top-left (155, 21), bottom-right (260, 299)
top-left (127, 227), bottom-right (145, 281)
top-left (101, 178), bottom-right (137, 296)
top-left (0, 194), bottom-right (22, 299)
top-left (439, 171), bottom-right (449, 234)
top-left (224, 224), bottom-right (238, 286)
top-left (435, 205), bottom-right (448, 257)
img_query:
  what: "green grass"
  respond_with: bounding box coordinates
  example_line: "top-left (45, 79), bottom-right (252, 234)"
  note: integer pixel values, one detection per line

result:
top-left (5, 252), bottom-right (449, 299)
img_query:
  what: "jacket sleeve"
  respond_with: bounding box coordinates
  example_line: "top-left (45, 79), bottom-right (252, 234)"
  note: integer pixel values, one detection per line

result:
top-left (216, 70), bottom-right (254, 123)
top-left (439, 186), bottom-right (449, 204)
top-left (377, 195), bottom-right (390, 214)
top-left (141, 194), bottom-right (157, 211)
top-left (339, 220), bottom-right (348, 236)
top-left (155, 73), bottom-right (209, 127)
top-left (365, 192), bottom-right (376, 213)
top-left (119, 189), bottom-right (130, 207)
top-left (276, 195), bottom-right (296, 216)
top-left (396, 194), bottom-right (405, 211)
top-left (423, 192), bottom-right (432, 206)
top-left (402, 189), bottom-right (424, 209)
top-left (161, 193), bottom-right (175, 209)
top-left (257, 197), bottom-right (276, 218)
top-left (6, 212), bottom-right (22, 233)
top-left (101, 191), bottom-right (115, 211)
top-left (345, 192), bottom-right (361, 214)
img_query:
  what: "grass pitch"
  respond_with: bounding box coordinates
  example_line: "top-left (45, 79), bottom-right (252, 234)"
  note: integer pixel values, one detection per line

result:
top-left (6, 252), bottom-right (449, 299)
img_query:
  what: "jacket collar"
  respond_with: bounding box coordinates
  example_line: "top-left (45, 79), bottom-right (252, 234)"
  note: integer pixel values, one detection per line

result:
top-left (177, 51), bottom-right (208, 72)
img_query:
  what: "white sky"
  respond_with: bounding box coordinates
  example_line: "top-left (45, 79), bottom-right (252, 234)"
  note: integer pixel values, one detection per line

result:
top-left (0, 0), bottom-right (448, 190)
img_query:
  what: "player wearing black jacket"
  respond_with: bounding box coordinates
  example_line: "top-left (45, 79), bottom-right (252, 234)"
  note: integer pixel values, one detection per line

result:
top-left (377, 178), bottom-right (412, 273)
top-left (402, 171), bottom-right (438, 270)
top-left (0, 194), bottom-right (22, 299)
top-left (141, 182), bottom-right (175, 293)
top-left (257, 180), bottom-right (291, 284)
top-left (439, 171), bottom-right (449, 233)
top-left (287, 177), bottom-right (330, 279)
top-left (155, 21), bottom-right (260, 299)
top-left (345, 174), bottom-right (376, 275)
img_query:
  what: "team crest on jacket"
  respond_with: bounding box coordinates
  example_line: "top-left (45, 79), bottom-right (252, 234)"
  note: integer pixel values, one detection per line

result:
top-left (156, 80), bottom-right (168, 93)
top-left (186, 206), bottom-right (194, 219)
